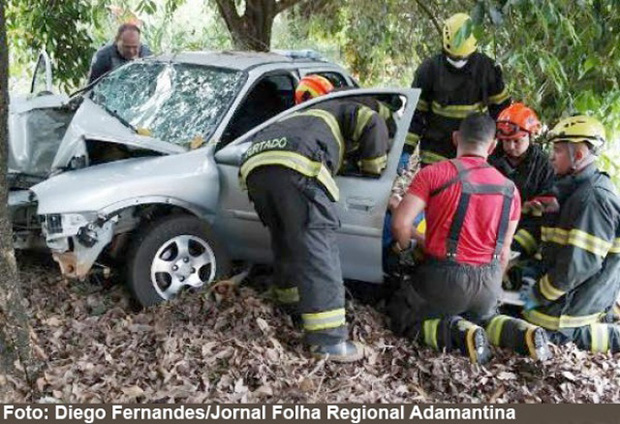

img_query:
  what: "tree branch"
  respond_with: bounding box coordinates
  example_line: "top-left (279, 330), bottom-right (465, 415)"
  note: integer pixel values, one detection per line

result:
top-left (414, 0), bottom-right (442, 37)
top-left (214, 0), bottom-right (244, 34)
top-left (276, 0), bottom-right (306, 14)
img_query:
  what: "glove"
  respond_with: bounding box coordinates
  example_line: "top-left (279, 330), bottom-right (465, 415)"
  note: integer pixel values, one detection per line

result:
top-left (392, 239), bottom-right (418, 268)
top-left (523, 196), bottom-right (560, 216)
top-left (397, 152), bottom-right (411, 174)
top-left (519, 277), bottom-right (540, 310)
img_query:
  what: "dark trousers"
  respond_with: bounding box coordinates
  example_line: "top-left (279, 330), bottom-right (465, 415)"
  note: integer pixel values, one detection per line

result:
top-left (247, 167), bottom-right (346, 346)
top-left (388, 258), bottom-right (541, 356)
top-left (388, 258), bottom-right (501, 333)
top-left (548, 324), bottom-right (620, 353)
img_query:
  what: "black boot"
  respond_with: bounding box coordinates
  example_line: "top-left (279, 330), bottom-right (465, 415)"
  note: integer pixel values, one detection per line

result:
top-left (525, 327), bottom-right (552, 361)
top-left (450, 318), bottom-right (492, 365)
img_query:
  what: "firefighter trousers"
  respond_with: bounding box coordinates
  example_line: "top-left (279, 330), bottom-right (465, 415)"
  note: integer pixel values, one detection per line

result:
top-left (539, 323), bottom-right (620, 353)
top-left (387, 258), bottom-right (545, 358)
top-left (247, 166), bottom-right (347, 346)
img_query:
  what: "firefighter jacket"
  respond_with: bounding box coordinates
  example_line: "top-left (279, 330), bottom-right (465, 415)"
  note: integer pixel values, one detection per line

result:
top-left (352, 95), bottom-right (400, 138)
top-left (406, 52), bottom-right (510, 163)
top-left (239, 99), bottom-right (389, 202)
top-left (524, 165), bottom-right (620, 330)
top-left (490, 144), bottom-right (554, 202)
top-left (490, 144), bottom-right (555, 255)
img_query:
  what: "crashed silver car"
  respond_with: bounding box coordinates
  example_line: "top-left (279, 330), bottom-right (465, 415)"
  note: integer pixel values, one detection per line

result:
top-left (10, 50), bottom-right (423, 307)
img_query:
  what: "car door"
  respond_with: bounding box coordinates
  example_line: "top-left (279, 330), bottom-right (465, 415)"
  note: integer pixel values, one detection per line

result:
top-left (213, 88), bottom-right (419, 283)
top-left (8, 51), bottom-right (71, 188)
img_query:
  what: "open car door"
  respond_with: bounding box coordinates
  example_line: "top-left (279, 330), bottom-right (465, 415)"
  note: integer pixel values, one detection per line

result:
top-left (8, 51), bottom-right (72, 188)
top-left (213, 88), bottom-right (419, 284)
top-left (30, 50), bottom-right (54, 96)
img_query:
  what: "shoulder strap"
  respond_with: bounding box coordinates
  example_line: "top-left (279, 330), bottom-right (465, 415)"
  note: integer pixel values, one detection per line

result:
top-left (430, 159), bottom-right (490, 197)
top-left (442, 159), bottom-right (514, 262)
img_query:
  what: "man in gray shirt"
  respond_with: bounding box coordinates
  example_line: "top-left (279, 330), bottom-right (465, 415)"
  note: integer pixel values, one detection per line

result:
top-left (88, 23), bottom-right (152, 83)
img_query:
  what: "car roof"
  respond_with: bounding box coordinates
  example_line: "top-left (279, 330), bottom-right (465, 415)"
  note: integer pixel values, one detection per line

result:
top-left (152, 51), bottom-right (337, 71)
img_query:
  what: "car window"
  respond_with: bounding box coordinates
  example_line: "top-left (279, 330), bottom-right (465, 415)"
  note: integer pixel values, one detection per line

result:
top-left (312, 72), bottom-right (350, 88)
top-left (90, 62), bottom-right (244, 147)
top-left (220, 74), bottom-right (295, 147)
top-left (30, 52), bottom-right (53, 96)
top-left (217, 92), bottom-right (406, 177)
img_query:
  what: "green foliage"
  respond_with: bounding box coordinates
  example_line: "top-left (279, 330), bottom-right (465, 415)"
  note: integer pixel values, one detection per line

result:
top-left (6, 0), bottom-right (620, 184)
top-left (281, 0), bottom-right (620, 185)
top-left (7, 0), bottom-right (231, 92)
top-left (6, 0), bottom-right (97, 91)
top-left (472, 0), bottom-right (620, 183)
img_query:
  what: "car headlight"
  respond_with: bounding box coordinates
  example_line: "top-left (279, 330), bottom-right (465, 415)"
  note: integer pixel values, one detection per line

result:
top-left (41, 212), bottom-right (98, 236)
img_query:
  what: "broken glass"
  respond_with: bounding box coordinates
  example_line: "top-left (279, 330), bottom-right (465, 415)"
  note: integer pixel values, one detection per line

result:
top-left (90, 62), bottom-right (244, 147)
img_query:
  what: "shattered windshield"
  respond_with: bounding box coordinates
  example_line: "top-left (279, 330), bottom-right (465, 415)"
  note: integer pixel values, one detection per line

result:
top-left (89, 61), bottom-right (244, 147)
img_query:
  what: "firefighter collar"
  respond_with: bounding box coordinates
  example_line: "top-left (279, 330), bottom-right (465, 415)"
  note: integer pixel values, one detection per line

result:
top-left (554, 164), bottom-right (598, 203)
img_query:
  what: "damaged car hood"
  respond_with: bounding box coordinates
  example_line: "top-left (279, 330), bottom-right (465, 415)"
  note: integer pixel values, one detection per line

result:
top-left (33, 147), bottom-right (218, 217)
top-left (51, 98), bottom-right (186, 170)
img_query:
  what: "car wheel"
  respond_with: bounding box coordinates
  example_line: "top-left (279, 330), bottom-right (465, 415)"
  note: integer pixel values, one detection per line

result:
top-left (127, 215), bottom-right (231, 307)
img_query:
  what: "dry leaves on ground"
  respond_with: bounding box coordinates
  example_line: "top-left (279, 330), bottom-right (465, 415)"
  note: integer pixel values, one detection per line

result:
top-left (3, 253), bottom-right (620, 403)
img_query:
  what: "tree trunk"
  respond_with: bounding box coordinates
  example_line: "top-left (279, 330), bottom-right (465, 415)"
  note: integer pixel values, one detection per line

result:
top-left (0, 1), bottom-right (35, 400)
top-left (215, 0), bottom-right (306, 51)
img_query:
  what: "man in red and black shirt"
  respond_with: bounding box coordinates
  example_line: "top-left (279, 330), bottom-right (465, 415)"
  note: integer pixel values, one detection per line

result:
top-left (388, 113), bottom-right (551, 363)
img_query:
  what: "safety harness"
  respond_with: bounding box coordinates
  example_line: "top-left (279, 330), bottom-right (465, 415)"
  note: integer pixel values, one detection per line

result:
top-left (430, 158), bottom-right (515, 262)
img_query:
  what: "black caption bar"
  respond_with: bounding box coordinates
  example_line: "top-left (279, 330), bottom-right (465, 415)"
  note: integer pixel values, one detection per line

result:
top-left (2, 404), bottom-right (617, 424)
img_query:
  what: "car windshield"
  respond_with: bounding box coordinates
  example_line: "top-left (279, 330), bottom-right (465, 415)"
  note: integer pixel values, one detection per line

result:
top-left (89, 61), bottom-right (244, 147)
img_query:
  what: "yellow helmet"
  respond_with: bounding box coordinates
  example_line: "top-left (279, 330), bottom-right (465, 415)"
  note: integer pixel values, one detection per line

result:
top-left (443, 13), bottom-right (477, 58)
top-left (548, 115), bottom-right (606, 152)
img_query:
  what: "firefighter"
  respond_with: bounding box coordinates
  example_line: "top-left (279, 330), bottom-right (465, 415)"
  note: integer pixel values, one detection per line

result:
top-left (388, 112), bottom-right (551, 364)
top-left (520, 116), bottom-right (620, 353)
top-left (332, 86), bottom-right (401, 138)
top-left (490, 103), bottom-right (556, 258)
top-left (239, 75), bottom-right (389, 362)
top-left (404, 13), bottom-right (510, 167)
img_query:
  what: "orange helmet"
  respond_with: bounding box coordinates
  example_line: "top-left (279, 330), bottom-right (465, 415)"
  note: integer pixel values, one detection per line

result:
top-left (496, 103), bottom-right (542, 140)
top-left (295, 75), bottom-right (334, 104)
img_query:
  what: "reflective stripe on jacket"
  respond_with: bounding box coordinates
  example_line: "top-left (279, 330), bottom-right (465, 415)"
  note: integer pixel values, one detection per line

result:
top-left (239, 99), bottom-right (389, 201)
top-left (407, 52), bottom-right (510, 159)
top-left (528, 165), bottom-right (620, 329)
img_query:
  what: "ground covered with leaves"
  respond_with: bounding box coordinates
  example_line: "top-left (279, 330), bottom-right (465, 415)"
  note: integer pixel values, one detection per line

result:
top-left (4, 252), bottom-right (620, 403)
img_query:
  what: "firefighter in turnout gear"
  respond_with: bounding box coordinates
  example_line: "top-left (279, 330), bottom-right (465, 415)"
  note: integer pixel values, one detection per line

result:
top-left (405, 13), bottom-right (511, 166)
top-left (239, 75), bottom-right (389, 362)
top-left (520, 116), bottom-right (620, 353)
top-left (388, 113), bottom-right (551, 364)
top-left (490, 103), bottom-right (556, 258)
top-left (332, 87), bottom-right (402, 138)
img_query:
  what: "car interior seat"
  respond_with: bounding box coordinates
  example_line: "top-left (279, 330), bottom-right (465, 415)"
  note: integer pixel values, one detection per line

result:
top-left (221, 79), bottom-right (288, 145)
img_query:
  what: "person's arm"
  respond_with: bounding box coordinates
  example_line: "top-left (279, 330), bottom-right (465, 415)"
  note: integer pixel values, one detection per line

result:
top-left (88, 48), bottom-right (110, 84)
top-left (392, 193), bottom-right (427, 249)
top-left (532, 195), bottom-right (616, 304)
top-left (405, 63), bottom-right (432, 154)
top-left (355, 105), bottom-right (390, 175)
top-left (500, 186), bottom-right (522, 270)
top-left (500, 219), bottom-right (520, 272)
top-left (487, 61), bottom-right (511, 119)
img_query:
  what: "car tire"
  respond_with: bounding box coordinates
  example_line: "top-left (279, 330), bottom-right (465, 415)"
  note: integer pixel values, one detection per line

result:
top-left (127, 215), bottom-right (231, 307)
